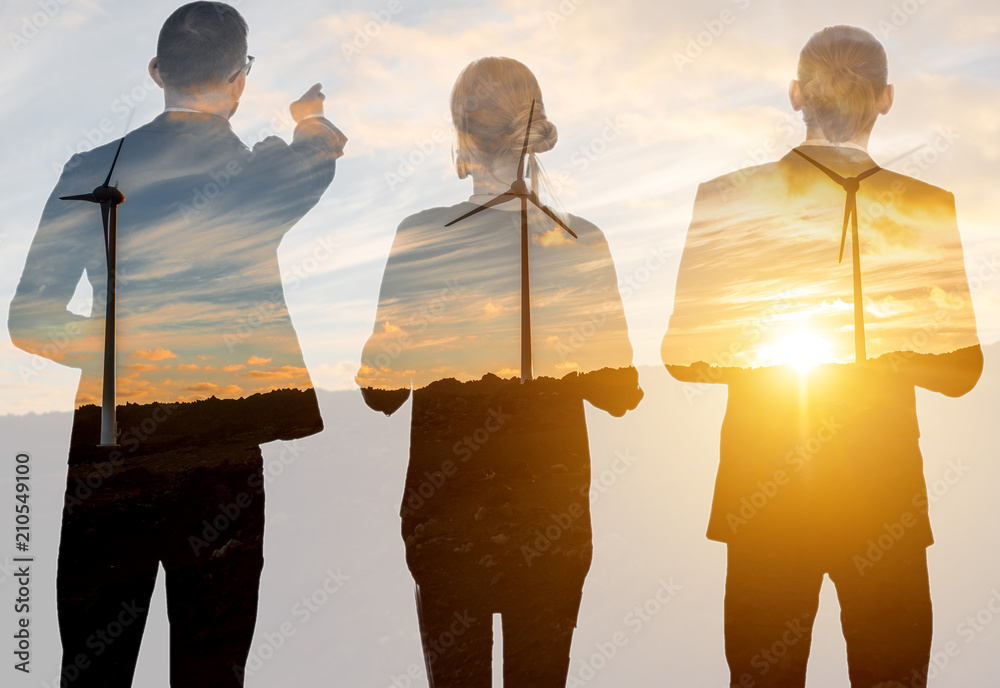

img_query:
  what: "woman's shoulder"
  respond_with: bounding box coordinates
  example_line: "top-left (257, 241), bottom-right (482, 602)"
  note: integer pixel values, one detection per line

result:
top-left (396, 203), bottom-right (478, 231)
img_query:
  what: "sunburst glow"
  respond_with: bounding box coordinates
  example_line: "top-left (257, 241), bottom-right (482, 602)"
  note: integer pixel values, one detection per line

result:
top-left (758, 331), bottom-right (833, 372)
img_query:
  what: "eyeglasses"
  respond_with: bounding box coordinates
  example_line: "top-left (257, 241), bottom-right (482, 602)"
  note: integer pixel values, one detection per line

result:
top-left (228, 55), bottom-right (255, 83)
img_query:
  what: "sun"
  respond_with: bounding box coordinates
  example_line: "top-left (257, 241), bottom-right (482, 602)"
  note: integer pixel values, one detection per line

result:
top-left (759, 331), bottom-right (833, 372)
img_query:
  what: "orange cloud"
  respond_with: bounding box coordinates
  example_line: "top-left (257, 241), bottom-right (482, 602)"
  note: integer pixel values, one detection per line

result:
top-left (185, 382), bottom-right (219, 393)
top-left (246, 355), bottom-right (272, 365)
top-left (131, 347), bottom-right (177, 362)
top-left (239, 365), bottom-right (308, 380)
top-left (533, 227), bottom-right (574, 247)
top-left (222, 364), bottom-right (246, 372)
top-left (124, 363), bottom-right (163, 372)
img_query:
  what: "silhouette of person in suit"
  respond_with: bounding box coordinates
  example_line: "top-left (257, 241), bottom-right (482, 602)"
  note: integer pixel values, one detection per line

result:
top-left (8, 2), bottom-right (346, 685)
top-left (661, 26), bottom-right (981, 688)
top-left (358, 57), bottom-right (642, 687)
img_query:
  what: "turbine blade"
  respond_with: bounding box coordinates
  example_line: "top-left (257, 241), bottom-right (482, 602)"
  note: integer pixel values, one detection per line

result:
top-left (444, 192), bottom-right (520, 226)
top-left (856, 166), bottom-right (882, 182)
top-left (515, 99), bottom-right (536, 183)
top-left (102, 107), bottom-right (134, 188)
top-left (102, 134), bottom-right (127, 188)
top-left (838, 207), bottom-right (849, 264)
top-left (792, 148), bottom-right (846, 186)
top-left (528, 196), bottom-right (578, 238)
top-left (60, 193), bottom-right (98, 202)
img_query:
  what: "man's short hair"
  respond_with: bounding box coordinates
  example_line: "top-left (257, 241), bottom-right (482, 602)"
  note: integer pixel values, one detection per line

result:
top-left (156, 2), bottom-right (249, 90)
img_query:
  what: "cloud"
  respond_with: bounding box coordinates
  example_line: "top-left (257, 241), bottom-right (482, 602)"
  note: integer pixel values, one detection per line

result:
top-left (533, 227), bottom-right (575, 247)
top-left (182, 382), bottom-right (244, 397)
top-left (239, 365), bottom-right (309, 381)
top-left (246, 355), bottom-right (272, 365)
top-left (483, 301), bottom-right (508, 316)
top-left (124, 363), bottom-right (164, 372)
top-left (222, 364), bottom-right (246, 372)
top-left (131, 347), bottom-right (178, 362)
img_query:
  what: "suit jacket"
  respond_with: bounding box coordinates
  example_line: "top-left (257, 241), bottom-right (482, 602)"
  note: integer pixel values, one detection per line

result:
top-left (662, 145), bottom-right (981, 549)
top-left (9, 111), bottom-right (345, 450)
top-left (357, 202), bottom-right (643, 581)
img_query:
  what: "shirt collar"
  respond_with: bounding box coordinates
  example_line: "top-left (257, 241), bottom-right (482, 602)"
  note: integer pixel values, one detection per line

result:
top-left (800, 138), bottom-right (868, 153)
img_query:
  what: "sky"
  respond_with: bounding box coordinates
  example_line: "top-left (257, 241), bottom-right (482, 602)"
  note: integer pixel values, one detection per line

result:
top-left (1, 0), bottom-right (998, 414)
top-left (1, 2), bottom-right (999, 686)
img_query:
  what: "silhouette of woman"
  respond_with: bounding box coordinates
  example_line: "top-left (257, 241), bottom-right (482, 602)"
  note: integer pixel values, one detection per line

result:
top-left (661, 26), bottom-right (981, 688)
top-left (359, 57), bottom-right (642, 687)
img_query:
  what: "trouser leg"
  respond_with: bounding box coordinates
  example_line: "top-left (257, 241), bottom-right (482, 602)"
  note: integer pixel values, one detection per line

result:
top-left (56, 462), bottom-right (159, 687)
top-left (830, 543), bottom-right (932, 688)
top-left (724, 544), bottom-right (824, 688)
top-left (162, 447), bottom-right (266, 687)
top-left (415, 582), bottom-right (492, 688)
top-left (500, 582), bottom-right (582, 688)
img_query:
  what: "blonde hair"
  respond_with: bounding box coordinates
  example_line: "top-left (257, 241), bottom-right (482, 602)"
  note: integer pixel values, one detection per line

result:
top-left (450, 57), bottom-right (557, 193)
top-left (797, 25), bottom-right (888, 144)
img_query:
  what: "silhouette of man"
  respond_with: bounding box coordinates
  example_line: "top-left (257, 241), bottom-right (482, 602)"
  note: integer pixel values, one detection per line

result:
top-left (662, 26), bottom-right (981, 688)
top-left (8, 2), bottom-right (346, 685)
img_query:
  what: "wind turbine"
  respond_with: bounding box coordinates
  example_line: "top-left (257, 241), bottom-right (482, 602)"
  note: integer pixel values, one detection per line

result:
top-left (445, 100), bottom-right (577, 383)
top-left (793, 148), bottom-right (881, 363)
top-left (60, 134), bottom-right (128, 446)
